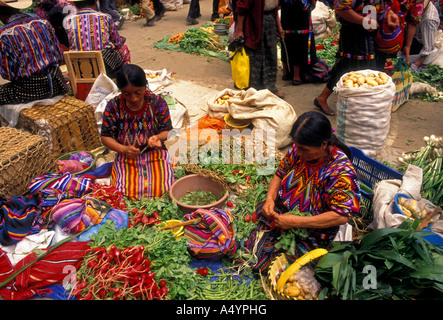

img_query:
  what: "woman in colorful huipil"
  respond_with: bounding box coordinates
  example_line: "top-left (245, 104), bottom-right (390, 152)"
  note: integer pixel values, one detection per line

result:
top-left (63, 0), bottom-right (130, 78)
top-left (100, 64), bottom-right (174, 200)
top-left (241, 111), bottom-right (361, 273)
top-left (313, 0), bottom-right (383, 116)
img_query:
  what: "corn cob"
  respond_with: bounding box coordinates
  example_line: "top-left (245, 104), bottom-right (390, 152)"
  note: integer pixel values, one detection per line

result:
top-left (276, 248), bottom-right (328, 292)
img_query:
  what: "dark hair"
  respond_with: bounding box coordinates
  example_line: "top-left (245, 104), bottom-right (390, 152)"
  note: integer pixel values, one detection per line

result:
top-left (116, 64), bottom-right (148, 89)
top-left (289, 111), bottom-right (352, 158)
top-left (74, 0), bottom-right (97, 10)
top-left (0, 6), bottom-right (20, 17)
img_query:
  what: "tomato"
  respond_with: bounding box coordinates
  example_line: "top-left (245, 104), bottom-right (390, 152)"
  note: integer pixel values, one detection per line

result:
top-left (244, 214), bottom-right (251, 222)
top-left (226, 201), bottom-right (235, 208)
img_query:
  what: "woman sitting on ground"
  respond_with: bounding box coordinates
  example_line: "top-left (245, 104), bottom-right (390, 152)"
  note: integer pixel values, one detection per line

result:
top-left (241, 111), bottom-right (361, 272)
top-left (100, 64), bottom-right (174, 200)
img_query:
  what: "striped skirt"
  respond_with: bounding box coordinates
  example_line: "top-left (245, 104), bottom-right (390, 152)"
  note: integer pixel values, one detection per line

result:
top-left (111, 149), bottom-right (174, 200)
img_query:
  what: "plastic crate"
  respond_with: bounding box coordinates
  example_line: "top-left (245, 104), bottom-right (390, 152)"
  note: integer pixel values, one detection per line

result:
top-left (350, 147), bottom-right (443, 248)
top-left (349, 146), bottom-right (404, 220)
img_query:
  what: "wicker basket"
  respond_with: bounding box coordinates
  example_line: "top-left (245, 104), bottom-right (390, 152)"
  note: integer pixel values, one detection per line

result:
top-left (17, 96), bottom-right (101, 158)
top-left (0, 128), bottom-right (55, 200)
top-left (268, 250), bottom-right (327, 300)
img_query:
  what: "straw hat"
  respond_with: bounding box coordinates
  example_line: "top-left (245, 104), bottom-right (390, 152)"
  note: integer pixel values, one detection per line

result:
top-left (0, 0), bottom-right (33, 9)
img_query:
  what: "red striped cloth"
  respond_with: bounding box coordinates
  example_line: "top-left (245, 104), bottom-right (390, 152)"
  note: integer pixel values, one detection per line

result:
top-left (0, 241), bottom-right (90, 300)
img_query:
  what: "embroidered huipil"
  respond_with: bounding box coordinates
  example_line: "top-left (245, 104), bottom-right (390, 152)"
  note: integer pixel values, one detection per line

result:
top-left (275, 144), bottom-right (361, 237)
top-left (0, 13), bottom-right (64, 81)
top-left (63, 9), bottom-right (130, 63)
top-left (100, 90), bottom-right (172, 148)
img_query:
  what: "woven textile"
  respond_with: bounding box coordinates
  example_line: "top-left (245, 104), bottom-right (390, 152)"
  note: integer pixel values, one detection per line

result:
top-left (0, 13), bottom-right (64, 81)
top-left (0, 195), bottom-right (41, 246)
top-left (51, 197), bottom-right (110, 234)
top-left (0, 241), bottom-right (90, 300)
top-left (183, 208), bottom-right (236, 260)
top-left (29, 173), bottom-right (93, 198)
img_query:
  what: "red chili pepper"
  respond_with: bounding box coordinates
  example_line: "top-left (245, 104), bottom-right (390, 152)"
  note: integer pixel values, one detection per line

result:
top-left (227, 201), bottom-right (235, 208)
top-left (196, 267), bottom-right (208, 276)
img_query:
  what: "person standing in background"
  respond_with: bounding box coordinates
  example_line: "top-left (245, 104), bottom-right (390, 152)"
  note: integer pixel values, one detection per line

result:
top-left (234, 0), bottom-right (285, 99)
top-left (99, 0), bottom-right (125, 30)
top-left (186, 0), bottom-right (200, 25)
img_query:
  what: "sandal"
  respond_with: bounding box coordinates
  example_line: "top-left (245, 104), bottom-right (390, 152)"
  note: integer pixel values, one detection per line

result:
top-left (314, 98), bottom-right (335, 116)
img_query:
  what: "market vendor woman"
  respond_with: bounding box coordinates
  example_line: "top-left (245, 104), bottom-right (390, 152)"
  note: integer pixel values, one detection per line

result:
top-left (101, 64), bottom-right (174, 200)
top-left (243, 111), bottom-right (361, 272)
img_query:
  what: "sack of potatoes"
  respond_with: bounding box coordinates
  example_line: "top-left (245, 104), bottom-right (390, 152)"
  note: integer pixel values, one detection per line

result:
top-left (341, 71), bottom-right (390, 88)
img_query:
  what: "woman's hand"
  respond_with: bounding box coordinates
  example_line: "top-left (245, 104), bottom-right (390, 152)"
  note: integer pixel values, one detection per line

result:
top-left (261, 199), bottom-right (277, 220)
top-left (148, 135), bottom-right (162, 148)
top-left (122, 145), bottom-right (141, 158)
top-left (386, 9), bottom-right (400, 31)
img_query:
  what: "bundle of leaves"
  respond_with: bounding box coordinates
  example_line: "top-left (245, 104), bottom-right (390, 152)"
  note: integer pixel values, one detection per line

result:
top-left (315, 219), bottom-right (443, 300)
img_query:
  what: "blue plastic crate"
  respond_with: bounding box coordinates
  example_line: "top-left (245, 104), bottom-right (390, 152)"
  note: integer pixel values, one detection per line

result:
top-left (349, 147), bottom-right (404, 220)
top-left (350, 147), bottom-right (443, 248)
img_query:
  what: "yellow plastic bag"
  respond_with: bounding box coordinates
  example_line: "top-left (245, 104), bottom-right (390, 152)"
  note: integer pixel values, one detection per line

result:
top-left (230, 46), bottom-right (249, 90)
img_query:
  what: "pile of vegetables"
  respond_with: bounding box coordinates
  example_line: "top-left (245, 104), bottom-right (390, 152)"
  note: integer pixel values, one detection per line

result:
top-left (342, 71), bottom-right (390, 88)
top-left (397, 135), bottom-right (443, 206)
top-left (315, 219), bottom-right (443, 300)
top-left (154, 24), bottom-right (229, 61)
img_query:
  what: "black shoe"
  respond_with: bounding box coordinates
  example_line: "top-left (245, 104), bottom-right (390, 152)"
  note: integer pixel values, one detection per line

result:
top-left (186, 17), bottom-right (199, 25)
top-left (155, 8), bottom-right (165, 20)
top-left (143, 17), bottom-right (155, 26)
top-left (116, 16), bottom-right (124, 30)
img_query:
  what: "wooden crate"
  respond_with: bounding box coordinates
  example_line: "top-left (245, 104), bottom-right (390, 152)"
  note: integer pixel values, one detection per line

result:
top-left (17, 96), bottom-right (101, 158)
top-left (0, 128), bottom-right (55, 200)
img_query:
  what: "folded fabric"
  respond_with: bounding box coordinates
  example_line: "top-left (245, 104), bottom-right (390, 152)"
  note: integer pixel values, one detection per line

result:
top-left (29, 173), bottom-right (93, 198)
top-left (51, 197), bottom-right (111, 234)
top-left (0, 241), bottom-right (90, 300)
top-left (0, 195), bottom-right (42, 246)
top-left (76, 208), bottom-right (128, 242)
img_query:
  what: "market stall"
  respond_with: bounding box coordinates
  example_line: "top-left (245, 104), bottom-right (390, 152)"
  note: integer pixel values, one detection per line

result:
top-left (0, 62), bottom-right (442, 301)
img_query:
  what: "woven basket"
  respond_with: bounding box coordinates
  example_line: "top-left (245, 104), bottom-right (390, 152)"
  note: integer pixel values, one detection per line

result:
top-left (17, 96), bottom-right (101, 158)
top-left (0, 128), bottom-right (55, 200)
top-left (391, 59), bottom-right (414, 112)
top-left (268, 250), bottom-right (327, 300)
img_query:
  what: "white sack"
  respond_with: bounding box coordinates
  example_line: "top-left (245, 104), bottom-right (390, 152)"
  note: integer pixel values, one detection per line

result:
top-left (207, 87), bottom-right (297, 149)
top-left (335, 69), bottom-right (396, 158)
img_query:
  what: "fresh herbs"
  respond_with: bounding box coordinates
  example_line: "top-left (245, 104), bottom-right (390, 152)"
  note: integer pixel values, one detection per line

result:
top-left (275, 210), bottom-right (312, 256)
top-left (315, 219), bottom-right (443, 300)
top-left (179, 190), bottom-right (219, 206)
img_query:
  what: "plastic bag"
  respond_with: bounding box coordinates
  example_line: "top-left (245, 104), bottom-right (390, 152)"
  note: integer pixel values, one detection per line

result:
top-left (230, 46), bottom-right (249, 90)
top-left (56, 160), bottom-right (85, 174)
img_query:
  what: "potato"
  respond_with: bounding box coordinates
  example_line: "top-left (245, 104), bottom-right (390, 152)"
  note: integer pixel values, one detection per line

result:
top-left (344, 80), bottom-right (354, 87)
top-left (284, 285), bottom-right (301, 297)
top-left (357, 76), bottom-right (365, 85)
top-left (222, 95), bottom-right (231, 100)
top-left (375, 77), bottom-right (384, 85)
